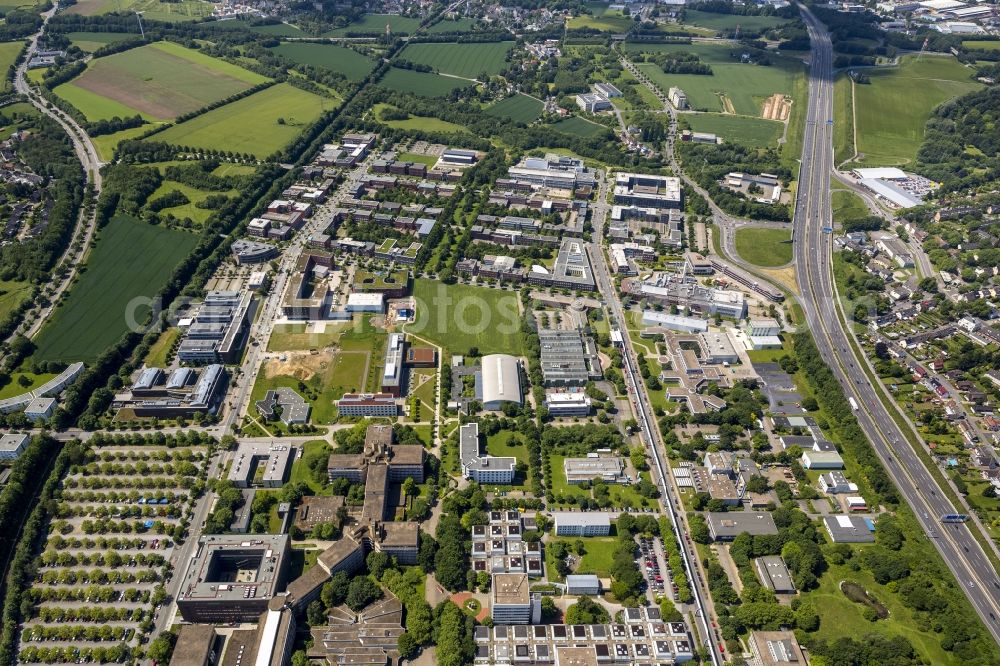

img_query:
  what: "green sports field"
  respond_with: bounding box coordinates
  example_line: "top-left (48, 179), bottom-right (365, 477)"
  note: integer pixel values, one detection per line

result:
top-left (325, 13), bottom-right (422, 36)
top-left (682, 112), bottom-right (783, 148)
top-left (149, 83), bottom-right (328, 158)
top-left (845, 55), bottom-right (981, 167)
top-left (406, 279), bottom-right (523, 356)
top-left (551, 116), bottom-right (609, 138)
top-left (270, 42), bottom-right (376, 80)
top-left (626, 42), bottom-right (803, 116)
top-left (734, 227), bottom-right (792, 267)
top-left (0, 42), bottom-right (24, 92)
top-left (64, 31), bottom-right (134, 53)
top-left (377, 67), bottom-right (473, 97)
top-left (399, 42), bottom-right (513, 79)
top-left (34, 216), bottom-right (199, 363)
top-left (67, 0), bottom-right (213, 22)
top-left (486, 94), bottom-right (543, 124)
top-left (54, 41), bottom-right (267, 121)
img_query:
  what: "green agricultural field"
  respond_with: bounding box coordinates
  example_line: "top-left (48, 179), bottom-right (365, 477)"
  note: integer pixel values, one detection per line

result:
top-left (551, 116), bottom-right (609, 138)
top-left (0, 279), bottom-right (32, 320)
top-left (92, 125), bottom-right (150, 162)
top-left (67, 0), bottom-right (213, 22)
top-left (251, 22), bottom-right (305, 36)
top-left (832, 190), bottom-right (869, 226)
top-left (149, 83), bottom-right (328, 158)
top-left (325, 13), bottom-right (423, 36)
top-left (627, 42), bottom-right (803, 116)
top-left (848, 55), bottom-right (981, 167)
top-left (683, 113), bottom-right (783, 148)
top-left (399, 42), bottom-right (513, 79)
top-left (426, 18), bottom-right (477, 33)
top-left (65, 31), bottom-right (134, 53)
top-left (406, 279), bottom-right (523, 356)
top-left (148, 179), bottom-right (238, 224)
top-left (377, 67), bottom-right (472, 97)
top-left (486, 94), bottom-right (543, 124)
top-left (832, 73), bottom-right (855, 165)
top-left (374, 103), bottom-right (468, 133)
top-left (567, 3), bottom-right (634, 32)
top-left (34, 215), bottom-right (199, 363)
top-left (0, 42), bottom-right (23, 92)
top-left (963, 40), bottom-right (1000, 50)
top-left (54, 41), bottom-right (267, 121)
top-left (270, 42), bottom-right (375, 80)
top-left (682, 9), bottom-right (788, 34)
top-left (734, 227), bottom-right (793, 267)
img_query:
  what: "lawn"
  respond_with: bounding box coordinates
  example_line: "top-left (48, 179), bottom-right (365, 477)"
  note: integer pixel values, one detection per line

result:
top-left (849, 55), bottom-right (981, 167)
top-left (0, 279), bottom-right (32, 320)
top-left (410, 366), bottom-right (438, 410)
top-left (545, 537), bottom-right (618, 581)
top-left (148, 179), bottom-right (238, 224)
top-left (406, 279), bottom-right (522, 356)
top-left (325, 14), bottom-right (423, 36)
top-left (149, 83), bottom-right (328, 158)
top-left (734, 227), bottom-right (793, 267)
top-left (397, 152), bottom-right (438, 166)
top-left (832, 190), bottom-right (869, 226)
top-left (483, 430), bottom-right (530, 488)
top-left (551, 116), bottom-right (609, 138)
top-left (0, 372), bottom-right (56, 399)
top-left (54, 41), bottom-right (267, 121)
top-left (683, 113), bottom-right (783, 148)
top-left (567, 3), bottom-right (634, 32)
top-left (270, 42), bottom-right (376, 80)
top-left (627, 42), bottom-right (804, 116)
top-left (92, 125), bottom-right (150, 162)
top-left (0, 42), bottom-right (24, 92)
top-left (377, 67), bottom-right (473, 97)
top-left (426, 18), bottom-right (478, 33)
top-left (548, 453), bottom-right (653, 509)
top-left (250, 349), bottom-right (369, 424)
top-left (399, 42), bottom-right (513, 79)
top-left (682, 9), bottom-right (788, 34)
top-left (962, 40), bottom-right (1000, 50)
top-left (267, 321), bottom-right (350, 352)
top-left (34, 215), bottom-right (199, 362)
top-left (65, 31), bottom-right (134, 53)
top-left (289, 439), bottom-right (333, 494)
top-left (143, 327), bottom-right (180, 367)
top-left (486, 94), bottom-right (543, 124)
top-left (374, 103), bottom-right (468, 134)
top-left (67, 0), bottom-right (213, 21)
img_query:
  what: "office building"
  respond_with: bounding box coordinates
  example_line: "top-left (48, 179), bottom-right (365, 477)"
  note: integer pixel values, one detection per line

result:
top-left (565, 574), bottom-right (601, 596)
top-left (563, 457), bottom-right (628, 485)
top-left (177, 291), bottom-right (253, 363)
top-left (381, 333), bottom-right (406, 397)
top-left (538, 329), bottom-right (601, 386)
top-left (669, 86), bottom-right (688, 109)
top-left (705, 512), bottom-right (778, 541)
top-left (748, 631), bottom-right (806, 666)
top-left (176, 534), bottom-right (290, 623)
top-left (460, 422), bottom-right (516, 484)
top-left (228, 441), bottom-right (295, 488)
top-left (552, 512), bottom-right (611, 537)
top-left (255, 387), bottom-right (310, 425)
top-left (613, 172), bottom-right (682, 210)
top-left (641, 311), bottom-right (708, 334)
top-left (492, 573), bottom-right (541, 625)
top-left (544, 390), bottom-right (592, 417)
top-left (111, 364), bottom-right (227, 418)
top-left (336, 393), bottom-right (399, 417)
top-left (576, 92), bottom-right (612, 113)
top-left (754, 556), bottom-right (795, 594)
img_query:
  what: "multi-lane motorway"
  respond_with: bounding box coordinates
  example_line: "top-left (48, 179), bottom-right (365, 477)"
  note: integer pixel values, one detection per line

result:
top-left (793, 5), bottom-right (1000, 642)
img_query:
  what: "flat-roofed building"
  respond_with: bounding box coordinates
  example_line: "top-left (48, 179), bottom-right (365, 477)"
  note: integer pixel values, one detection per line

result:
top-left (641, 311), bottom-right (708, 334)
top-left (346, 292), bottom-right (385, 313)
top-left (565, 574), bottom-right (601, 595)
top-left (294, 495), bottom-right (345, 534)
top-left (381, 333), bottom-right (406, 397)
top-left (614, 172), bottom-right (682, 210)
top-left (754, 556), bottom-right (795, 594)
top-left (255, 387), bottom-right (310, 425)
top-left (336, 393), bottom-right (398, 417)
top-left (168, 624), bottom-right (220, 666)
top-left (823, 515), bottom-right (875, 543)
top-left (228, 442), bottom-right (295, 488)
top-left (492, 573), bottom-right (541, 624)
top-left (538, 329), bottom-right (601, 386)
top-left (316, 537), bottom-right (365, 576)
top-left (747, 317), bottom-right (781, 337)
top-left (748, 630), bottom-right (806, 666)
top-left (460, 422), bottom-right (516, 484)
top-left (0, 433), bottom-right (28, 460)
top-left (545, 390), bottom-right (592, 416)
top-left (552, 511), bottom-right (611, 536)
top-left (801, 450), bottom-right (844, 470)
top-left (705, 512), bottom-right (778, 541)
top-left (563, 456), bottom-right (628, 484)
top-left (176, 534), bottom-right (290, 623)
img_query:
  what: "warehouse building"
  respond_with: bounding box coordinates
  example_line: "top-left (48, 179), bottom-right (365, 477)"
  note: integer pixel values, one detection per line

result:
top-left (748, 631), bottom-right (805, 666)
top-left (823, 515), bottom-right (875, 543)
top-left (477, 354), bottom-right (523, 410)
top-left (705, 512), bottom-right (778, 541)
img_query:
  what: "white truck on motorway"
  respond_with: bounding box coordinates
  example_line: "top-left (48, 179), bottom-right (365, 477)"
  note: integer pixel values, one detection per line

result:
top-left (848, 396), bottom-right (859, 411)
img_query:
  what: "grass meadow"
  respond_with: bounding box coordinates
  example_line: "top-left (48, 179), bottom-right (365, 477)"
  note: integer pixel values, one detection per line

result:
top-left (54, 41), bottom-right (267, 121)
top-left (486, 94), bottom-right (543, 124)
top-left (149, 83), bottom-right (328, 157)
top-left (734, 227), bottom-right (793, 267)
top-left (65, 31), bottom-right (134, 53)
top-left (0, 279), bottom-right (32, 320)
top-left (66, 0), bottom-right (213, 22)
top-left (148, 179), bottom-right (239, 225)
top-left (847, 55), bottom-right (981, 167)
top-left (832, 190), bottom-right (870, 226)
top-left (377, 67), bottom-right (473, 97)
top-left (406, 279), bottom-right (523, 356)
top-left (682, 112), bottom-right (783, 148)
top-left (551, 116), bottom-right (609, 138)
top-left (325, 14), bottom-right (422, 36)
top-left (374, 103), bottom-right (468, 134)
top-left (270, 42), bottom-right (375, 80)
top-left (0, 42), bottom-right (24, 92)
top-left (567, 3), bottom-right (634, 32)
top-left (399, 41), bottom-right (513, 79)
top-left (682, 9), bottom-right (788, 34)
top-left (34, 215), bottom-right (199, 362)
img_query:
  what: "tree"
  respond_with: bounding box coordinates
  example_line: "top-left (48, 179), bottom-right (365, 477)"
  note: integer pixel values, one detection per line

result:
top-left (307, 600), bottom-right (326, 626)
top-left (346, 576), bottom-right (382, 611)
top-left (146, 631), bottom-right (176, 663)
top-left (398, 632), bottom-right (418, 660)
top-left (367, 551), bottom-right (395, 579)
top-left (291, 651), bottom-right (309, 666)
top-left (566, 596), bottom-right (611, 624)
top-left (322, 571), bottom-right (351, 608)
top-left (540, 595), bottom-right (559, 620)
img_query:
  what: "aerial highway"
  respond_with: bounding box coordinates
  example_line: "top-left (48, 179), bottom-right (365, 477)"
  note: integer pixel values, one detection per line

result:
top-left (793, 4), bottom-right (1000, 641)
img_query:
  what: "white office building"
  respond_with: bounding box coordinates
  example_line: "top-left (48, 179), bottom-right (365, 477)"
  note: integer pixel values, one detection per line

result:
top-left (460, 422), bottom-right (516, 484)
top-left (552, 512), bottom-right (611, 536)
top-left (0, 433), bottom-right (28, 460)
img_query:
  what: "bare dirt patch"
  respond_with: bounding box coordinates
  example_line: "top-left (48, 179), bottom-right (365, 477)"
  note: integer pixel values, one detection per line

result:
top-left (263, 351), bottom-right (330, 382)
top-left (762, 93), bottom-right (792, 121)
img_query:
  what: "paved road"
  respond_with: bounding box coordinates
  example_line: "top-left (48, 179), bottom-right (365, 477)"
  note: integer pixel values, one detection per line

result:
top-left (793, 4), bottom-right (1000, 642)
top-left (589, 174), bottom-right (723, 664)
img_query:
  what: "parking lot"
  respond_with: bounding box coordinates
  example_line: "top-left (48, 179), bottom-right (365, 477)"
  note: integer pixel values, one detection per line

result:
top-left (637, 535), bottom-right (675, 604)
